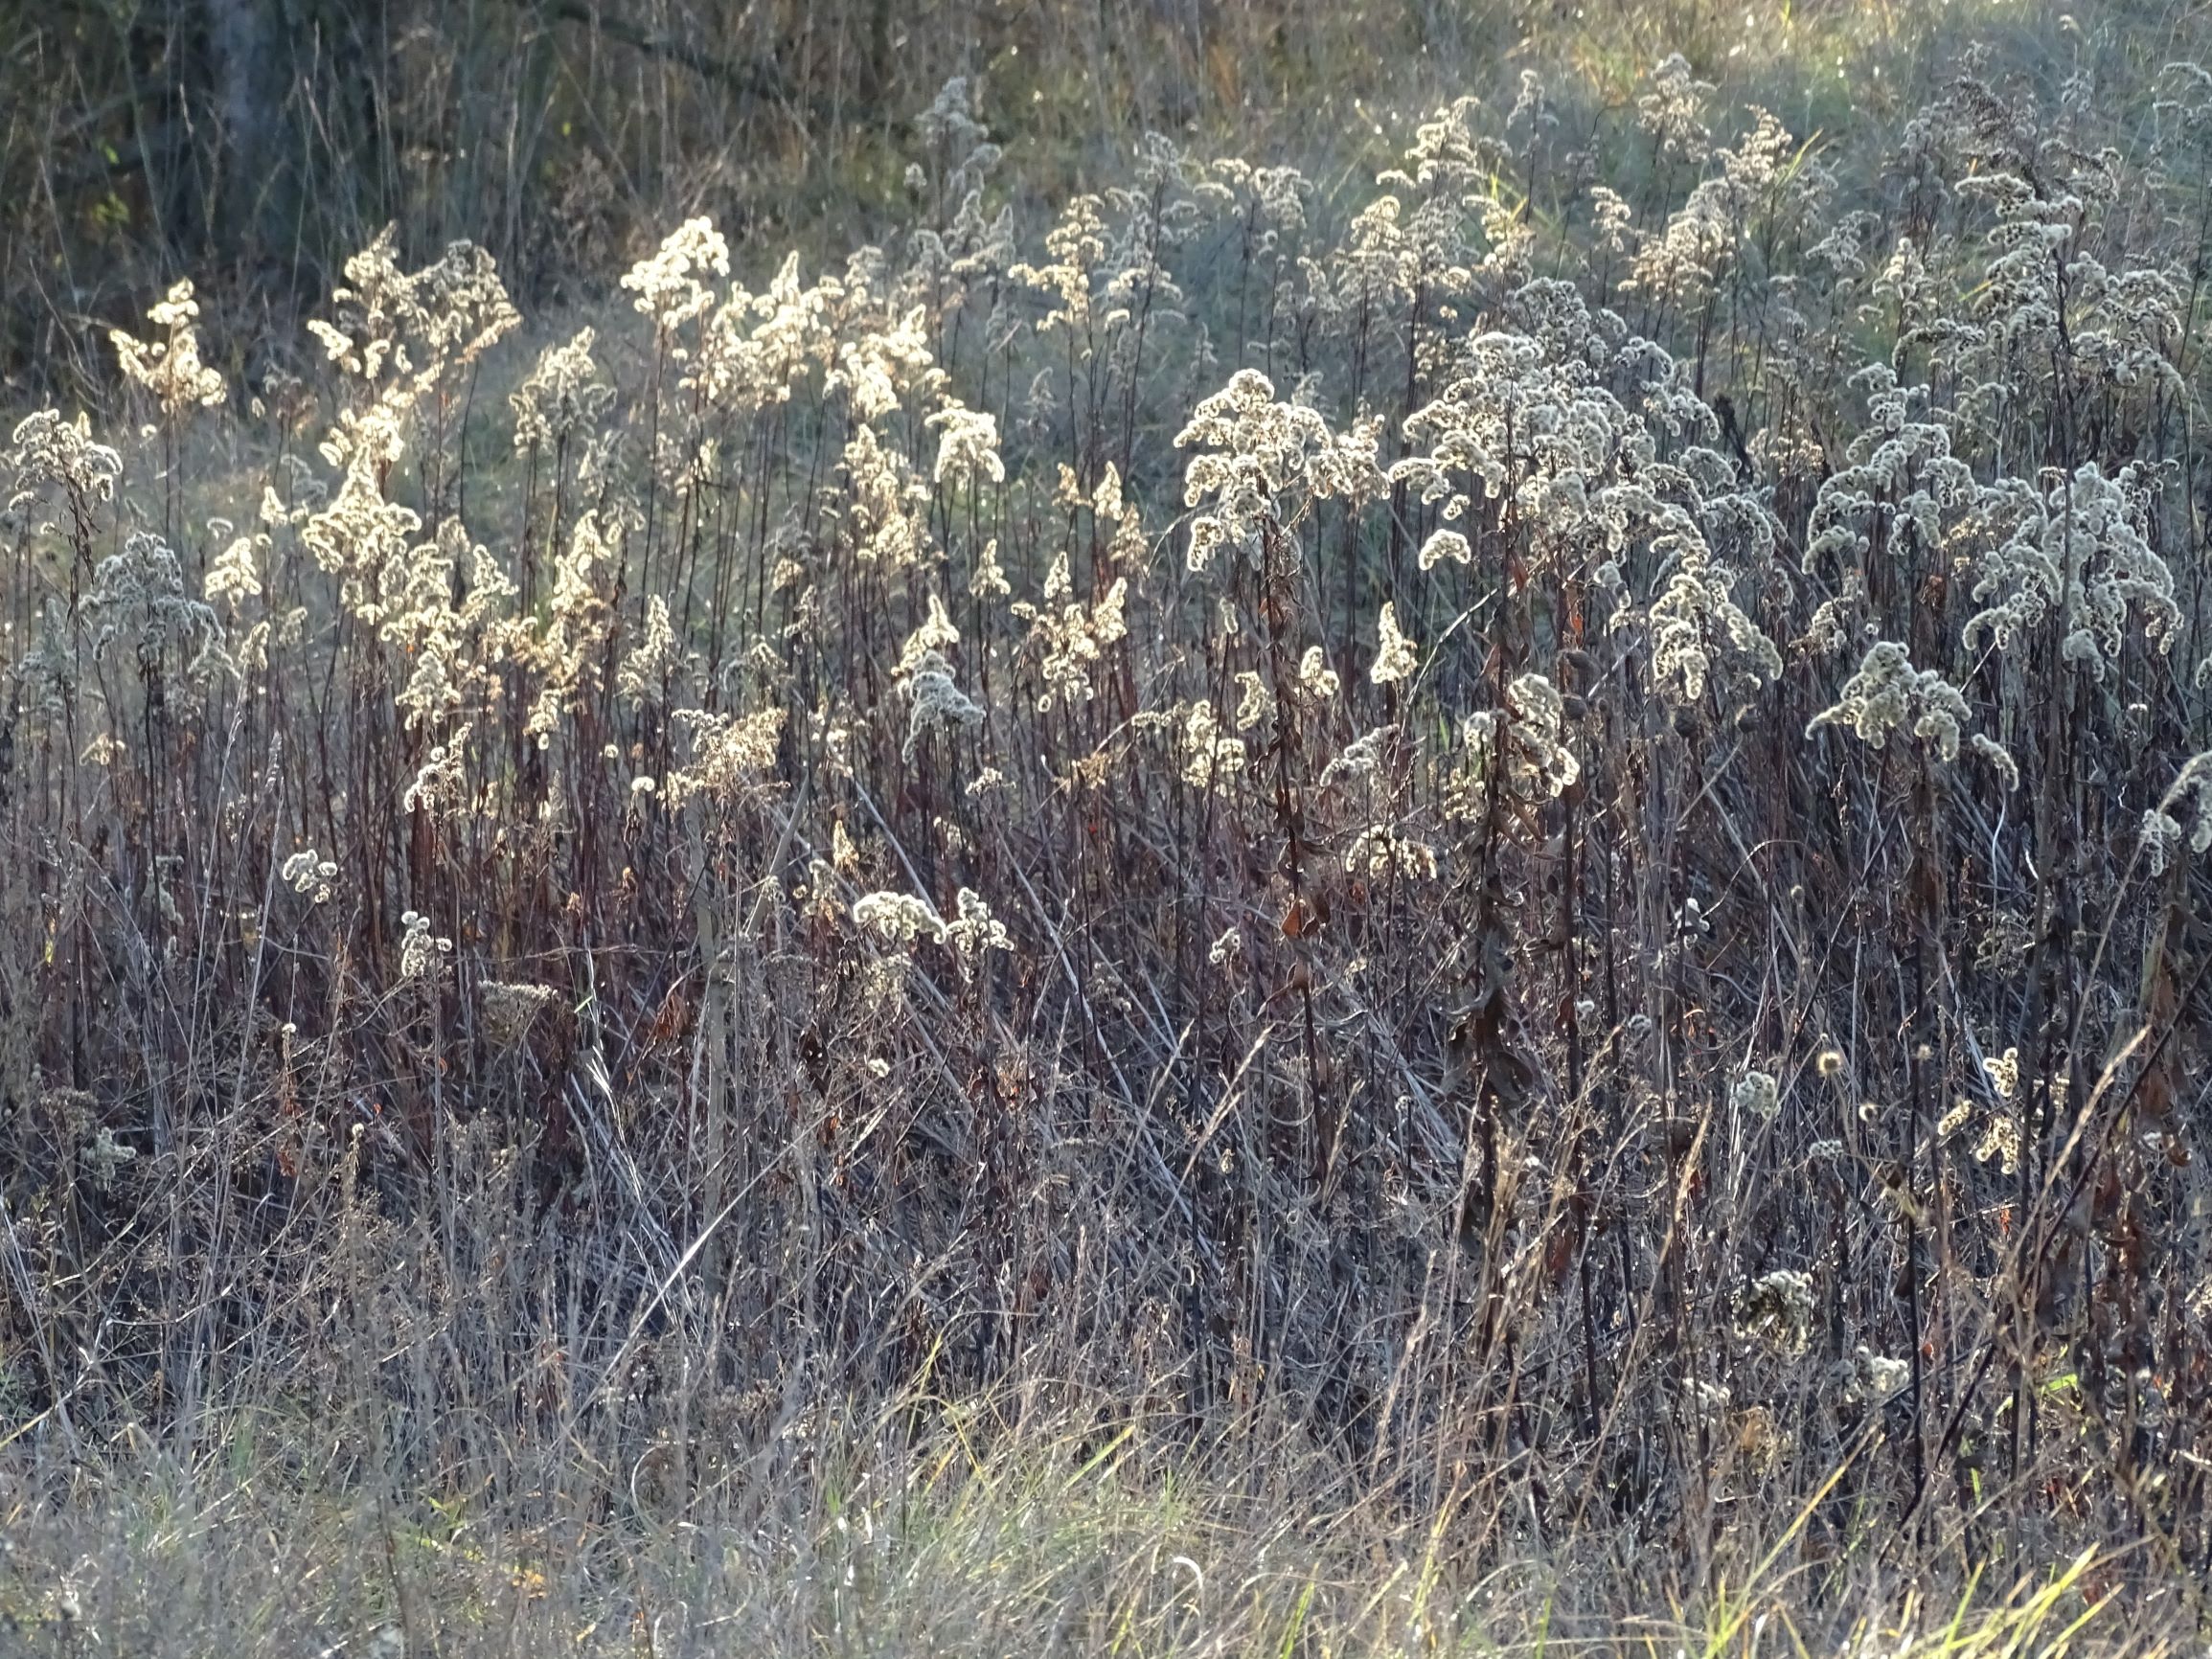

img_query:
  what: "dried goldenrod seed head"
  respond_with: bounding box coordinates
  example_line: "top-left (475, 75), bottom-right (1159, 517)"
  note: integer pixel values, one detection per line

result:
top-left (1973, 1114), bottom-right (2022, 1176)
top-left (1736, 1269), bottom-right (1815, 1354)
top-left (1970, 733), bottom-right (2019, 792)
top-left (622, 216), bottom-right (730, 330)
top-left (84, 1125), bottom-right (138, 1192)
top-left (399, 910), bottom-right (454, 980)
top-left (853, 891), bottom-right (946, 946)
top-left (1232, 670), bottom-right (1273, 733)
top-left (1179, 701), bottom-right (1245, 789)
top-left (1840, 1345), bottom-right (1909, 1404)
top-left (512, 328), bottom-right (612, 452)
top-left (1344, 823), bottom-right (1439, 882)
top-left (927, 404), bottom-right (1005, 486)
top-left (1730, 1068), bottom-right (1781, 1120)
top-left (283, 851), bottom-right (339, 904)
top-left (2143, 808), bottom-right (2184, 875)
top-left (1175, 368), bottom-right (1385, 572)
top-left (2147, 753), bottom-right (2212, 873)
top-left (1807, 640), bottom-right (1967, 761)
top-left (1370, 602), bottom-right (1419, 685)
top-left (945, 889), bottom-right (1013, 962)
top-left (1983, 1046), bottom-right (2018, 1101)
top-left (111, 279), bottom-right (226, 415)
top-left (480, 982), bottom-right (557, 1047)
top-left (1419, 528), bottom-right (1471, 570)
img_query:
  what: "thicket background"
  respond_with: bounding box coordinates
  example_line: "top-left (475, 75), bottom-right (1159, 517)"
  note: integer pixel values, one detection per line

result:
top-left (1, 0), bottom-right (2072, 391)
top-left (5, 1), bottom-right (2212, 1654)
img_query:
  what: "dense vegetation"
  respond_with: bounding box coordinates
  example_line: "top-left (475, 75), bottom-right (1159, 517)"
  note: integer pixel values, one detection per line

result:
top-left (6, 2), bottom-right (2212, 1652)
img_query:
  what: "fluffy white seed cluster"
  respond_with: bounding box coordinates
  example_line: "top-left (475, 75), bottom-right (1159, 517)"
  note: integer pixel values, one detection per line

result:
top-left (1963, 463), bottom-right (2179, 674)
top-left (837, 424), bottom-right (934, 568)
top-left (1645, 530), bottom-right (1782, 706)
top-left (1969, 733), bottom-right (2019, 792)
top-left (1296, 647), bottom-right (1341, 705)
top-left (83, 531), bottom-right (229, 681)
top-left (516, 513), bottom-right (616, 747)
top-left (402, 739), bottom-right (467, 815)
top-left (204, 531), bottom-right (265, 610)
top-left (1321, 725), bottom-right (1396, 786)
top-left (1840, 1346), bottom-right (1910, 1404)
top-left (895, 595), bottom-right (985, 757)
top-left (283, 851), bottom-right (339, 904)
top-left (1344, 823), bottom-right (1439, 881)
top-left (307, 227), bottom-right (518, 388)
top-left (901, 656), bottom-right (985, 756)
top-left (927, 404), bottom-right (1005, 486)
top-left (1419, 529), bottom-right (1471, 570)
top-left (852, 888), bottom-right (1011, 968)
top-left (110, 280), bottom-right (226, 416)
top-left (1012, 551), bottom-right (1129, 714)
top-left (1807, 641), bottom-right (1970, 761)
top-left (1175, 369), bottom-right (1386, 571)
top-left (1179, 700), bottom-right (1246, 790)
top-left (2143, 752), bottom-right (2212, 875)
top-left (511, 327), bottom-right (614, 453)
top-left (1503, 672), bottom-right (1579, 798)
top-left (1973, 1113), bottom-right (2022, 1177)
top-left (1635, 53), bottom-right (1715, 162)
top-left (665, 707), bottom-right (787, 806)
top-left (622, 217), bottom-right (731, 333)
top-left (945, 889), bottom-right (1014, 962)
top-left (5, 410), bottom-right (123, 527)
top-left (1232, 671), bottom-right (1273, 733)
top-left (1453, 672), bottom-right (1580, 812)
top-left (618, 595), bottom-right (680, 711)
top-left (399, 909), bottom-right (453, 980)
top-left (1393, 322), bottom-right (1629, 568)
top-left (1370, 602), bottom-right (1420, 685)
top-left (1983, 1046), bottom-right (2019, 1100)
top-left (1802, 366), bottom-right (1974, 572)
top-left (1735, 1269), bottom-right (1816, 1354)
top-left (853, 891), bottom-right (946, 945)
top-left (84, 1125), bottom-right (138, 1193)
top-left (1730, 1068), bottom-right (1781, 1121)
top-left (479, 981), bottom-right (557, 1047)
